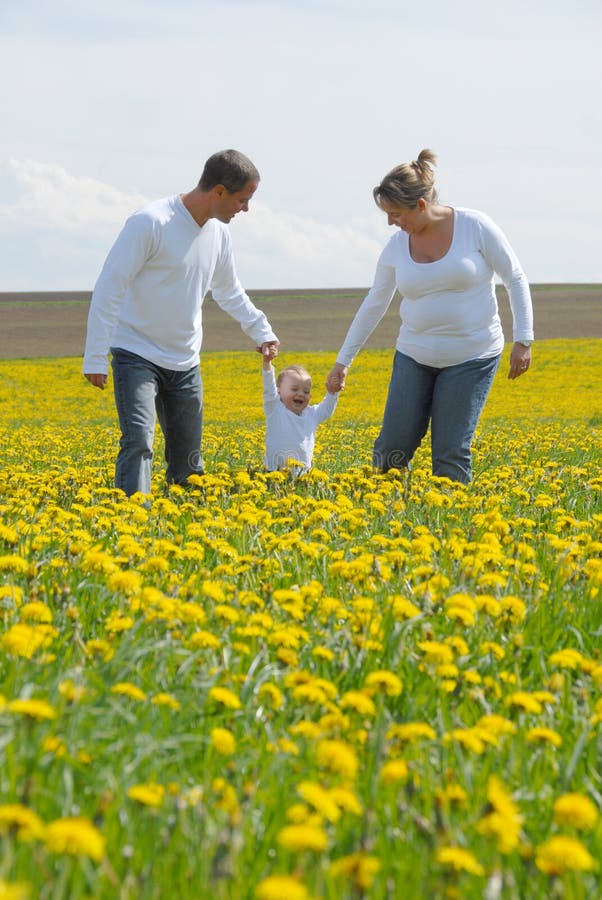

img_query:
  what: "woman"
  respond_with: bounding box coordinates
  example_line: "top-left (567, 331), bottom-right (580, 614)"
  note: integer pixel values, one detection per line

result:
top-left (327, 149), bottom-right (533, 484)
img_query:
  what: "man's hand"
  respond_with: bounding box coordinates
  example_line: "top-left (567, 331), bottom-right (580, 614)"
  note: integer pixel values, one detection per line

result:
top-left (508, 344), bottom-right (532, 380)
top-left (326, 362), bottom-right (348, 393)
top-left (85, 373), bottom-right (108, 390)
top-left (259, 340), bottom-right (280, 362)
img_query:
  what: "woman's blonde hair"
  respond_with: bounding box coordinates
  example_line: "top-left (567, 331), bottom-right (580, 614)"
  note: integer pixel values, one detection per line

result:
top-left (373, 148), bottom-right (438, 210)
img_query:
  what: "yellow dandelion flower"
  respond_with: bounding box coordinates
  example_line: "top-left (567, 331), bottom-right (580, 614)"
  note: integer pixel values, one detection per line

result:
top-left (277, 824), bottom-right (328, 853)
top-left (292, 683), bottom-right (329, 705)
top-left (111, 682), bottom-right (147, 702)
top-left (257, 682), bottom-right (284, 710)
top-left (0, 584), bottom-right (23, 605)
top-left (208, 686), bottom-right (241, 710)
top-left (211, 727), bottom-right (236, 756)
top-left (532, 690), bottom-right (556, 705)
top-left (418, 640), bottom-right (454, 665)
top-left (444, 635), bottom-right (469, 656)
top-left (7, 698), bottom-right (56, 721)
top-left (44, 817), bottom-right (105, 861)
top-left (312, 646), bottom-right (335, 661)
top-left (445, 604), bottom-right (475, 626)
top-left (434, 784), bottom-right (468, 808)
top-left (289, 721), bottom-right (322, 740)
top-left (390, 595), bottom-right (421, 620)
top-left (276, 648), bottom-right (299, 667)
top-left (436, 846), bottom-right (484, 877)
top-left (535, 835), bottom-right (597, 875)
top-left (127, 783), bottom-right (165, 808)
top-left (329, 852), bottom-right (381, 890)
top-left (553, 793), bottom-right (599, 830)
top-left (151, 692), bottom-right (181, 711)
top-left (85, 639), bottom-right (114, 661)
top-left (499, 595), bottom-right (527, 622)
top-left (505, 691), bottom-right (542, 714)
top-left (328, 786), bottom-right (363, 815)
top-left (365, 670), bottom-right (403, 696)
top-left (255, 875), bottom-right (310, 900)
top-left (20, 602), bottom-right (52, 623)
top-left (105, 611), bottom-right (135, 633)
top-left (315, 739), bottom-right (359, 779)
top-left (107, 569), bottom-right (142, 595)
top-left (58, 679), bottom-right (86, 703)
top-left (476, 776), bottom-right (523, 854)
top-left (443, 728), bottom-right (485, 754)
top-left (274, 737), bottom-right (300, 756)
top-left (0, 880), bottom-right (32, 899)
top-left (0, 804), bottom-right (45, 841)
top-left (476, 714), bottom-right (517, 737)
top-left (285, 803), bottom-right (312, 824)
top-left (297, 782), bottom-right (341, 823)
top-left (475, 594), bottom-right (501, 616)
top-left (380, 759), bottom-right (409, 785)
top-left (526, 727), bottom-right (562, 748)
top-left (386, 722), bottom-right (437, 744)
top-left (480, 641), bottom-right (505, 660)
top-left (188, 629), bottom-right (221, 650)
top-left (42, 736), bottom-right (67, 758)
top-left (549, 648), bottom-right (585, 669)
top-left (339, 690), bottom-right (376, 716)
top-left (1, 623), bottom-right (56, 659)
top-left (0, 555), bottom-right (29, 574)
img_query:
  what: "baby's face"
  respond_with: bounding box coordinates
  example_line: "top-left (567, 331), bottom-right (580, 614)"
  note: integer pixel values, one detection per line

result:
top-left (278, 372), bottom-right (311, 415)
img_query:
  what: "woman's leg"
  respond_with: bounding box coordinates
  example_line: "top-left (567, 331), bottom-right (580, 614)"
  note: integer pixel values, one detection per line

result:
top-left (430, 354), bottom-right (501, 483)
top-left (155, 364), bottom-right (204, 486)
top-left (111, 349), bottom-right (159, 496)
top-left (372, 351), bottom-right (437, 472)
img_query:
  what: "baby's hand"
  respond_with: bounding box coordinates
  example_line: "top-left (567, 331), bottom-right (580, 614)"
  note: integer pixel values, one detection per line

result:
top-left (260, 341), bottom-right (279, 363)
top-left (326, 364), bottom-right (347, 393)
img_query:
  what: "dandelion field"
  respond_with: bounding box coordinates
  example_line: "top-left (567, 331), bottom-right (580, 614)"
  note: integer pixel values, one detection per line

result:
top-left (0, 340), bottom-right (601, 899)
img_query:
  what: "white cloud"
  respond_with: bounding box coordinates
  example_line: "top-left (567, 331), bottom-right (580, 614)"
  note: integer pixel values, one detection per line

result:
top-left (231, 203), bottom-right (387, 289)
top-left (0, 159), bottom-right (389, 291)
top-left (0, 159), bottom-right (149, 236)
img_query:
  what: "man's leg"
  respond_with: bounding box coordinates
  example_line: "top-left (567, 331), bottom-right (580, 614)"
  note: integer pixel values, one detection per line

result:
top-left (156, 364), bottom-right (204, 486)
top-left (111, 349), bottom-right (159, 496)
top-left (430, 354), bottom-right (501, 483)
top-left (372, 351), bottom-right (437, 472)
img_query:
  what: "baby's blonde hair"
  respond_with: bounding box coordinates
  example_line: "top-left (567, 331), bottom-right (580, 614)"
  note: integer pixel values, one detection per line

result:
top-left (276, 365), bottom-right (311, 387)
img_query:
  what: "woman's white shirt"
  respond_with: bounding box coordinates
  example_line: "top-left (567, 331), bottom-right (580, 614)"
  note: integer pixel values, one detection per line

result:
top-left (337, 207), bottom-right (533, 369)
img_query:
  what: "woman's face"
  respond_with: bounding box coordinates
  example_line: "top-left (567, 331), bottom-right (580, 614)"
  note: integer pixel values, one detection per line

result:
top-left (380, 198), bottom-right (426, 234)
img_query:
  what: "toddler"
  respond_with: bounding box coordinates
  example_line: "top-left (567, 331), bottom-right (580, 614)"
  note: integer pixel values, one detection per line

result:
top-left (262, 349), bottom-right (339, 474)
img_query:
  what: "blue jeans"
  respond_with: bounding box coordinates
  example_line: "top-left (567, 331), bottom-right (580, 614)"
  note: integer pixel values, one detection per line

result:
top-left (111, 348), bottom-right (204, 496)
top-left (373, 350), bottom-right (501, 483)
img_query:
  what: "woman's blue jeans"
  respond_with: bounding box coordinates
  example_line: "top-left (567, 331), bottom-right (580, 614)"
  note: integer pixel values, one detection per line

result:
top-left (111, 348), bottom-right (204, 496)
top-left (373, 350), bottom-right (501, 484)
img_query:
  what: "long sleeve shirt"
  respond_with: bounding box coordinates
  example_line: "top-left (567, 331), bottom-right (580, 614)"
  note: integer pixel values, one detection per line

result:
top-left (337, 207), bottom-right (534, 369)
top-left (83, 195), bottom-right (277, 373)
top-left (262, 367), bottom-right (338, 472)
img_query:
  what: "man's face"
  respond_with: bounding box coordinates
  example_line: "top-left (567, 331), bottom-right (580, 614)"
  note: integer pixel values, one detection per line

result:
top-left (213, 180), bottom-right (258, 223)
top-left (278, 372), bottom-right (312, 415)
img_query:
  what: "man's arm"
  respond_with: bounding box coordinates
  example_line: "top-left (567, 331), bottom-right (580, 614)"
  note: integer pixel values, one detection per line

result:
top-left (82, 212), bottom-right (154, 385)
top-left (210, 230), bottom-right (279, 349)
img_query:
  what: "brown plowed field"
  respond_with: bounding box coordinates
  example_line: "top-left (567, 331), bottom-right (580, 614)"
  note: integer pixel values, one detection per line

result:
top-left (0, 285), bottom-right (600, 359)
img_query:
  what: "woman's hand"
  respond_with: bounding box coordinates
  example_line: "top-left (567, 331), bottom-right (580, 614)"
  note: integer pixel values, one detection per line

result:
top-left (327, 362), bottom-right (348, 393)
top-left (508, 343), bottom-right (532, 380)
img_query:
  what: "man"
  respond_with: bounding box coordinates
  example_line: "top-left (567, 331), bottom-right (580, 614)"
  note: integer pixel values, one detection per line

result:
top-left (83, 149), bottom-right (279, 496)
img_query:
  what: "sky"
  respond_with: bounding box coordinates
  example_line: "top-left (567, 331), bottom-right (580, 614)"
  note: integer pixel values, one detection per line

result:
top-left (1, 0), bottom-right (601, 291)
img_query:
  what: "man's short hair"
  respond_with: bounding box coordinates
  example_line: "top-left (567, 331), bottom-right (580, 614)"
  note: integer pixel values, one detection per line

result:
top-left (199, 149), bottom-right (260, 193)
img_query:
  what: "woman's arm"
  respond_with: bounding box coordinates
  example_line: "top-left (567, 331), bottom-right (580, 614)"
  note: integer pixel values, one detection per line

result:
top-left (327, 248), bottom-right (398, 389)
